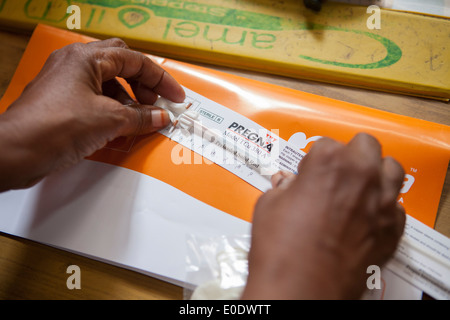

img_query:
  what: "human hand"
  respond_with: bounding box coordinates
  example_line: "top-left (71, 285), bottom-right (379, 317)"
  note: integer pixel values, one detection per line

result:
top-left (242, 133), bottom-right (406, 299)
top-left (0, 38), bottom-right (184, 191)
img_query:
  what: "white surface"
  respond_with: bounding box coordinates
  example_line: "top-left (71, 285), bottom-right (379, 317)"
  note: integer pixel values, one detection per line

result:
top-left (386, 215), bottom-right (450, 300)
top-left (0, 159), bottom-right (251, 287)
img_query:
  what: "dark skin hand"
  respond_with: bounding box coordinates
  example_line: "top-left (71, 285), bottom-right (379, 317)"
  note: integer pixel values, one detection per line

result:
top-left (0, 38), bottom-right (185, 191)
top-left (241, 134), bottom-right (406, 299)
top-left (0, 39), bottom-right (405, 300)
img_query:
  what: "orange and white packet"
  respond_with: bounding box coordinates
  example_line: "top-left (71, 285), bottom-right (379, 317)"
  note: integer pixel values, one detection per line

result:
top-left (0, 24), bottom-right (448, 229)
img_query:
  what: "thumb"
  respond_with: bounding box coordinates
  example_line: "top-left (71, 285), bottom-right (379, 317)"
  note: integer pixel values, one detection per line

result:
top-left (120, 104), bottom-right (171, 136)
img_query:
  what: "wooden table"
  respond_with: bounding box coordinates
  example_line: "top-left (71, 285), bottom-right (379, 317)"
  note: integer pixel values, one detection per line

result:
top-left (0, 29), bottom-right (448, 300)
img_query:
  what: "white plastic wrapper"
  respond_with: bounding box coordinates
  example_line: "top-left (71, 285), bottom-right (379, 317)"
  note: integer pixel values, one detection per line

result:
top-left (184, 235), bottom-right (251, 300)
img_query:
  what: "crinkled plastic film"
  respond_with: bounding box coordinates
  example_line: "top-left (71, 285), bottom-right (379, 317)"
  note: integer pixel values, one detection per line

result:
top-left (184, 234), bottom-right (250, 300)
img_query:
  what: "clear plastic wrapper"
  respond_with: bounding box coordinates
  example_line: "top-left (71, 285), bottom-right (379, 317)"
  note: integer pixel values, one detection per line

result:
top-left (184, 235), bottom-right (250, 300)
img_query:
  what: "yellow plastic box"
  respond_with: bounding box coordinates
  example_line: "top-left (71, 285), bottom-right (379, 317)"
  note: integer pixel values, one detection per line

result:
top-left (0, 0), bottom-right (449, 100)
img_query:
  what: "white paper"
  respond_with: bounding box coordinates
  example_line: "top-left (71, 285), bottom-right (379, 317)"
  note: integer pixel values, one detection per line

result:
top-left (385, 215), bottom-right (450, 300)
top-left (0, 160), bottom-right (250, 287)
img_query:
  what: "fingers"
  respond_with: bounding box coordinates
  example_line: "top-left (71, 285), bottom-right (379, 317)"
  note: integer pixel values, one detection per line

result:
top-left (102, 79), bottom-right (135, 105)
top-left (306, 134), bottom-right (381, 162)
top-left (117, 104), bottom-right (171, 136)
top-left (271, 171), bottom-right (296, 190)
top-left (87, 38), bottom-right (184, 136)
top-left (296, 134), bottom-right (404, 213)
top-left (96, 46), bottom-right (185, 104)
top-left (296, 137), bottom-right (343, 173)
top-left (87, 38), bottom-right (129, 49)
top-left (380, 156), bottom-right (406, 237)
top-left (304, 136), bottom-right (342, 157)
top-left (347, 133), bottom-right (382, 168)
top-left (380, 156), bottom-right (405, 207)
top-left (394, 203), bottom-right (407, 236)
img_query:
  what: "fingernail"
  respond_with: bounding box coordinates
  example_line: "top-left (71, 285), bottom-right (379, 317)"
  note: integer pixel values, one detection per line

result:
top-left (151, 109), bottom-right (170, 129)
top-left (271, 171), bottom-right (296, 189)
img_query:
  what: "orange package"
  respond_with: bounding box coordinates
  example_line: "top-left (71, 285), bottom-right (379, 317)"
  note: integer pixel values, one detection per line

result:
top-left (1, 24), bottom-right (449, 228)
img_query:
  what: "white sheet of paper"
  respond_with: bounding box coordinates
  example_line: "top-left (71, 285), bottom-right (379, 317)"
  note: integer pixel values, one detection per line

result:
top-left (0, 159), bottom-right (250, 287)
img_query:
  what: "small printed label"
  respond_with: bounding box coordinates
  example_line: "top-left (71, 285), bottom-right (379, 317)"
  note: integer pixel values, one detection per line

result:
top-left (159, 86), bottom-right (305, 192)
top-left (199, 108), bottom-right (224, 124)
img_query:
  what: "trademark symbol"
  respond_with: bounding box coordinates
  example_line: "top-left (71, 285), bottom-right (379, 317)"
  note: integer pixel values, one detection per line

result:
top-left (410, 168), bottom-right (418, 173)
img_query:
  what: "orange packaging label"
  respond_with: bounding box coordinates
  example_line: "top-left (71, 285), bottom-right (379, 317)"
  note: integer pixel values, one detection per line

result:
top-left (1, 24), bottom-right (449, 228)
